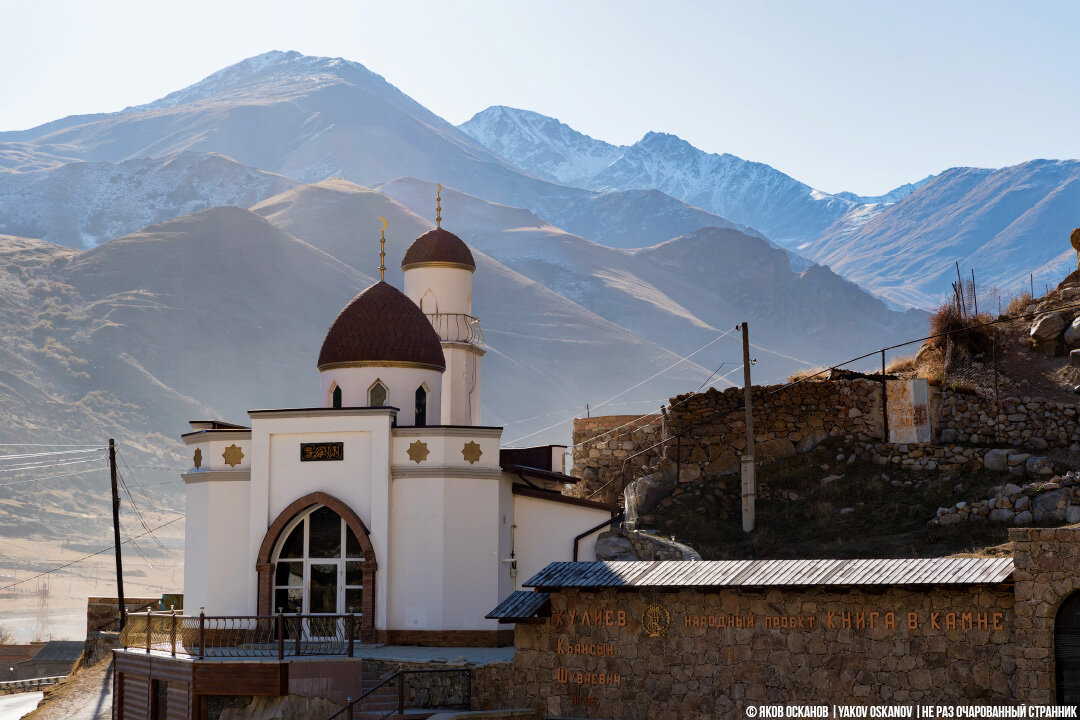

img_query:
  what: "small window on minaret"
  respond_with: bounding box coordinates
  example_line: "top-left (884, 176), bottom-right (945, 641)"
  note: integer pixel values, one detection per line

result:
top-left (415, 386), bottom-right (427, 427)
top-left (369, 382), bottom-right (387, 407)
top-left (331, 385), bottom-right (342, 409)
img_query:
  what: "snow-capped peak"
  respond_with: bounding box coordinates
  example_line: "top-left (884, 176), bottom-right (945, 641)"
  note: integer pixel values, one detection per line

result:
top-left (123, 50), bottom-right (389, 113)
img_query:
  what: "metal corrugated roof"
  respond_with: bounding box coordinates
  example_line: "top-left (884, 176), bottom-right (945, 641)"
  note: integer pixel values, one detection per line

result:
top-left (524, 557), bottom-right (1014, 589)
top-left (486, 591), bottom-right (551, 621)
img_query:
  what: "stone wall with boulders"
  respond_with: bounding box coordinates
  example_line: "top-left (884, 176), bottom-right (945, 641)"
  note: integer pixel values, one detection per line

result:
top-left (476, 584), bottom-right (1016, 718)
top-left (1011, 526), bottom-right (1080, 704)
top-left (938, 392), bottom-right (1080, 450)
top-left (931, 473), bottom-right (1080, 527)
top-left (664, 379), bottom-right (881, 478)
top-left (571, 415), bottom-right (663, 500)
top-left (594, 528), bottom-right (702, 561)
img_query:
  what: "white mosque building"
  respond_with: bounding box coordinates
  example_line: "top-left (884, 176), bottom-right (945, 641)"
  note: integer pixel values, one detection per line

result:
top-left (180, 211), bottom-right (616, 646)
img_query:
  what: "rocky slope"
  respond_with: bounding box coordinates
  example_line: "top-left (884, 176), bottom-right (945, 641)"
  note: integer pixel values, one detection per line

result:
top-left (0, 151), bottom-right (297, 249)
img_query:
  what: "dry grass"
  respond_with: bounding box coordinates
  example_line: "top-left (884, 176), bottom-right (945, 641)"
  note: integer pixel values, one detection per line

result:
top-left (885, 355), bottom-right (915, 374)
top-left (928, 303), bottom-right (994, 355)
top-left (786, 366), bottom-right (828, 383)
top-left (1006, 292), bottom-right (1033, 317)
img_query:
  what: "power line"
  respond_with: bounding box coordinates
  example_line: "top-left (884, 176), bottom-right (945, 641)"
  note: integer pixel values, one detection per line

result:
top-left (505, 326), bottom-right (738, 446)
top-left (765, 297), bottom-right (1070, 395)
top-left (0, 515), bottom-right (183, 591)
top-left (0, 465), bottom-right (106, 488)
top-left (0, 448), bottom-right (104, 461)
top-left (0, 454), bottom-right (106, 475)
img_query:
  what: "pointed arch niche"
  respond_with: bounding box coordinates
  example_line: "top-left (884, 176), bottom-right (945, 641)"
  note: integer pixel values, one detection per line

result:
top-left (256, 492), bottom-right (377, 642)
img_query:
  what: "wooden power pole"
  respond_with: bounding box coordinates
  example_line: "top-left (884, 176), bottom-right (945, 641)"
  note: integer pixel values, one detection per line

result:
top-left (109, 439), bottom-right (126, 627)
top-left (740, 323), bottom-right (756, 533)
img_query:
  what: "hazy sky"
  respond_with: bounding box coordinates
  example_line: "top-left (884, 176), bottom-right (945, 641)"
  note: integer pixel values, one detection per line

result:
top-left (2, 0), bottom-right (1077, 195)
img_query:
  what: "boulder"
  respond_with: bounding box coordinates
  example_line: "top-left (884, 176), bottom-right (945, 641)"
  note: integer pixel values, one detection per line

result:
top-left (939, 428), bottom-right (957, 443)
top-left (938, 514), bottom-right (962, 526)
top-left (1066, 318), bottom-right (1080, 346)
top-left (1014, 510), bottom-right (1033, 525)
top-left (623, 459), bottom-right (678, 519)
top-left (1031, 313), bottom-right (1066, 341)
top-left (1026, 456), bottom-right (1055, 476)
top-left (1001, 483), bottom-right (1023, 497)
top-left (1032, 488), bottom-right (1070, 523)
top-left (796, 432), bottom-right (825, 454)
top-left (1072, 349), bottom-right (1080, 367)
top-left (1015, 494), bottom-right (1031, 511)
top-left (1068, 504), bottom-right (1080, 525)
top-left (983, 449), bottom-right (1010, 472)
top-left (989, 508), bottom-right (1015, 523)
top-left (594, 531), bottom-right (637, 561)
top-left (755, 438), bottom-right (797, 465)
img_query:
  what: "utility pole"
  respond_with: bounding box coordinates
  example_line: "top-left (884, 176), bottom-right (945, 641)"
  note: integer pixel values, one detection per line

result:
top-left (109, 439), bottom-right (126, 628)
top-left (740, 323), bottom-right (756, 533)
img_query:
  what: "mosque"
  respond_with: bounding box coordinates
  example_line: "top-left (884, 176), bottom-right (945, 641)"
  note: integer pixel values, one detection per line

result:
top-left (179, 202), bottom-right (616, 646)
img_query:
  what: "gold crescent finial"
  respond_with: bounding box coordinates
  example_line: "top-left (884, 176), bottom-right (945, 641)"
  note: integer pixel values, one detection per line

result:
top-left (436, 183), bottom-right (442, 229)
top-left (377, 216), bottom-right (387, 281)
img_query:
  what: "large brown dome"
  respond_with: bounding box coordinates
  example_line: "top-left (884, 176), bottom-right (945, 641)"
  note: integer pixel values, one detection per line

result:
top-left (401, 228), bottom-right (475, 271)
top-left (318, 282), bottom-right (445, 371)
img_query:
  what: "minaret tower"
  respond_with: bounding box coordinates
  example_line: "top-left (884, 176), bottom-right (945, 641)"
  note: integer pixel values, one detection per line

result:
top-left (401, 185), bottom-right (484, 425)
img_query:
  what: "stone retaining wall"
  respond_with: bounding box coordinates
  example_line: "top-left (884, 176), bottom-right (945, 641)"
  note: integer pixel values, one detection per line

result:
top-left (932, 473), bottom-right (1080, 527)
top-left (570, 415), bottom-right (663, 500)
top-left (479, 584), bottom-right (1016, 717)
top-left (939, 393), bottom-right (1080, 449)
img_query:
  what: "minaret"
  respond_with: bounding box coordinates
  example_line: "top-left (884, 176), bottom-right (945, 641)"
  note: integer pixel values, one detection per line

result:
top-left (401, 186), bottom-right (484, 425)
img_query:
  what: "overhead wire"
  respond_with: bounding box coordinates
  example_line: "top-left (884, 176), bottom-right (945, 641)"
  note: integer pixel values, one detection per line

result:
top-left (504, 326), bottom-right (738, 446)
top-left (0, 515), bottom-right (183, 591)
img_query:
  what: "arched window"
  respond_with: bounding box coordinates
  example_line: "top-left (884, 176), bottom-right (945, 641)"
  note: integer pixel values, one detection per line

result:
top-left (1057, 591), bottom-right (1080, 703)
top-left (331, 385), bottom-right (342, 409)
top-left (369, 381), bottom-right (387, 407)
top-left (272, 505), bottom-right (367, 615)
top-left (415, 386), bottom-right (427, 427)
top-left (420, 289), bottom-right (438, 314)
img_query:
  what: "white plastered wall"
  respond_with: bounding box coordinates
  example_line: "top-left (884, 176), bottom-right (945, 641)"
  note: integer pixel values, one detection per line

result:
top-left (387, 474), bottom-right (502, 631)
top-left (320, 367), bottom-right (442, 425)
top-left (247, 412), bottom-right (394, 629)
top-left (184, 478), bottom-right (252, 614)
top-left (512, 493), bottom-right (613, 591)
top-left (403, 266), bottom-right (473, 315)
top-left (441, 345), bottom-right (483, 426)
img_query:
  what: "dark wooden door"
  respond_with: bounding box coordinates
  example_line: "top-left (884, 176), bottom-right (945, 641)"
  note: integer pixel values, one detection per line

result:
top-left (1057, 592), bottom-right (1080, 705)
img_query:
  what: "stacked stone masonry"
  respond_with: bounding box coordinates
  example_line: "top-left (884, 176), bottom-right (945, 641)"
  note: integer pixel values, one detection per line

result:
top-left (933, 473), bottom-right (1080, 527)
top-left (573, 379), bottom-right (1080, 493)
top-left (471, 527), bottom-right (1080, 717)
top-left (571, 415), bottom-right (663, 500)
top-left (475, 585), bottom-right (1016, 718)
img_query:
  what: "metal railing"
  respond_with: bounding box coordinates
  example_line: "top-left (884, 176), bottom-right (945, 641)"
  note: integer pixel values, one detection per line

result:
top-left (119, 611), bottom-right (362, 659)
top-left (326, 668), bottom-right (471, 720)
top-left (426, 313), bottom-right (485, 347)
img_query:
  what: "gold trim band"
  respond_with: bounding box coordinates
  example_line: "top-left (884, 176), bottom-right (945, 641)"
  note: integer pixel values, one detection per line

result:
top-left (400, 261), bottom-right (475, 272)
top-left (318, 360), bottom-right (446, 372)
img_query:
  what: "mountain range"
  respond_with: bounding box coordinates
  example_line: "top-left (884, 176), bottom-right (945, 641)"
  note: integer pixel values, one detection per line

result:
top-left (460, 105), bottom-right (1079, 308)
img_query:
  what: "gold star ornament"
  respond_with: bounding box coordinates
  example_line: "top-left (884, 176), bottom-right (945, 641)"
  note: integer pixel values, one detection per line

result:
top-left (222, 444), bottom-right (244, 467)
top-left (408, 440), bottom-right (430, 464)
top-left (462, 441), bottom-right (483, 464)
top-left (193, 448), bottom-right (202, 469)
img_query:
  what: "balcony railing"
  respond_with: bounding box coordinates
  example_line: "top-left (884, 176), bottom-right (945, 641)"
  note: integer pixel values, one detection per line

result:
top-left (426, 313), bottom-right (485, 347)
top-left (119, 611), bottom-right (361, 659)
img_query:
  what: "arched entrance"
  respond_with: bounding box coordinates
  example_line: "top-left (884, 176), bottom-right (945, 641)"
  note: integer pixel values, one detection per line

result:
top-left (1057, 591), bottom-right (1080, 704)
top-left (256, 492), bottom-right (377, 642)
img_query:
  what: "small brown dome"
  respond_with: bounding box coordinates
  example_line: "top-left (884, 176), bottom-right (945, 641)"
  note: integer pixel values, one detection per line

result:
top-left (318, 282), bottom-right (445, 371)
top-left (401, 228), bottom-right (475, 271)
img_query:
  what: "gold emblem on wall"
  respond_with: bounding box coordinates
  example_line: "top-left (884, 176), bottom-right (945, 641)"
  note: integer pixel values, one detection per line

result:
top-left (222, 444), bottom-right (244, 467)
top-left (462, 441), bottom-right (482, 464)
top-left (408, 440), bottom-right (430, 464)
top-left (642, 604), bottom-right (671, 638)
top-left (193, 448), bottom-right (202, 469)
